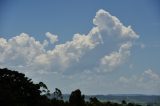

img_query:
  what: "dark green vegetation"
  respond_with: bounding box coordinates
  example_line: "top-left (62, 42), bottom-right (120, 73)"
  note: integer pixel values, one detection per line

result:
top-left (0, 68), bottom-right (50, 106)
top-left (0, 68), bottom-right (158, 106)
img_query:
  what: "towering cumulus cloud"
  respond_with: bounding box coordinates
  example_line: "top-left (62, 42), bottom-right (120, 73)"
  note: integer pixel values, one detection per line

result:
top-left (0, 9), bottom-right (139, 75)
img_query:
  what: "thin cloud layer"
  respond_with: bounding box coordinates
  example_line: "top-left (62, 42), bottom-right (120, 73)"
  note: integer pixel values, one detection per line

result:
top-left (0, 9), bottom-right (139, 75)
top-left (118, 69), bottom-right (160, 93)
top-left (144, 69), bottom-right (160, 80)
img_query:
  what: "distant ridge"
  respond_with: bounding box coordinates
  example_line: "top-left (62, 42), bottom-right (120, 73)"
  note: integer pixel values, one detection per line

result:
top-left (49, 93), bottom-right (160, 104)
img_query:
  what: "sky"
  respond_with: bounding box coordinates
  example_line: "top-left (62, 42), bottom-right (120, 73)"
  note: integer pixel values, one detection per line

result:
top-left (0, 0), bottom-right (160, 95)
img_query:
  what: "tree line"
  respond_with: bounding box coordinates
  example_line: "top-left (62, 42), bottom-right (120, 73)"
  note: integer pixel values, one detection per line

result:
top-left (0, 68), bottom-right (142, 106)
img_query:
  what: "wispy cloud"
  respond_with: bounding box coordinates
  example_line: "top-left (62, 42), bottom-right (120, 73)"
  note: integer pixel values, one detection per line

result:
top-left (144, 69), bottom-right (160, 80)
top-left (118, 69), bottom-right (160, 92)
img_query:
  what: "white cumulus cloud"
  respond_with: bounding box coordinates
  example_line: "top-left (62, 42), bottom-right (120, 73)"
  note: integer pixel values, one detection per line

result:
top-left (93, 9), bottom-right (139, 39)
top-left (0, 9), bottom-right (139, 75)
top-left (100, 42), bottom-right (132, 71)
top-left (45, 32), bottom-right (58, 44)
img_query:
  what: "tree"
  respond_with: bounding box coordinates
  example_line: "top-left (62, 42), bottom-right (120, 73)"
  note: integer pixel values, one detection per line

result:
top-left (0, 68), bottom-right (49, 106)
top-left (127, 103), bottom-right (135, 106)
top-left (39, 81), bottom-right (50, 96)
top-left (53, 88), bottom-right (63, 100)
top-left (69, 89), bottom-right (85, 106)
top-left (89, 97), bottom-right (101, 106)
top-left (122, 100), bottom-right (127, 105)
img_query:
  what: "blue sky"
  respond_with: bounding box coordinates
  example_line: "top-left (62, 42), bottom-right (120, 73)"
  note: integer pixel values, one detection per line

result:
top-left (0, 0), bottom-right (160, 95)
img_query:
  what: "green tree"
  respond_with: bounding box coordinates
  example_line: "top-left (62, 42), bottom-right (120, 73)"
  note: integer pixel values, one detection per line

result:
top-left (127, 103), bottom-right (135, 106)
top-left (39, 81), bottom-right (50, 96)
top-left (69, 89), bottom-right (85, 106)
top-left (0, 68), bottom-right (49, 106)
top-left (122, 100), bottom-right (127, 106)
top-left (53, 88), bottom-right (63, 100)
top-left (89, 97), bottom-right (101, 106)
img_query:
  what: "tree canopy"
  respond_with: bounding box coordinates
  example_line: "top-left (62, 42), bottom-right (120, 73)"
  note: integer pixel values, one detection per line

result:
top-left (69, 89), bottom-right (85, 106)
top-left (0, 68), bottom-right (49, 106)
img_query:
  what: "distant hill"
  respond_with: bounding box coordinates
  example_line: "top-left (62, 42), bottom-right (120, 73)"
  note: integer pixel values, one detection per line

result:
top-left (49, 94), bottom-right (160, 105)
top-left (85, 94), bottom-right (160, 105)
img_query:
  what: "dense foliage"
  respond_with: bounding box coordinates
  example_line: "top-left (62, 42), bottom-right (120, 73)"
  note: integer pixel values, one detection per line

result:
top-left (0, 68), bottom-right (143, 106)
top-left (0, 68), bottom-right (49, 106)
